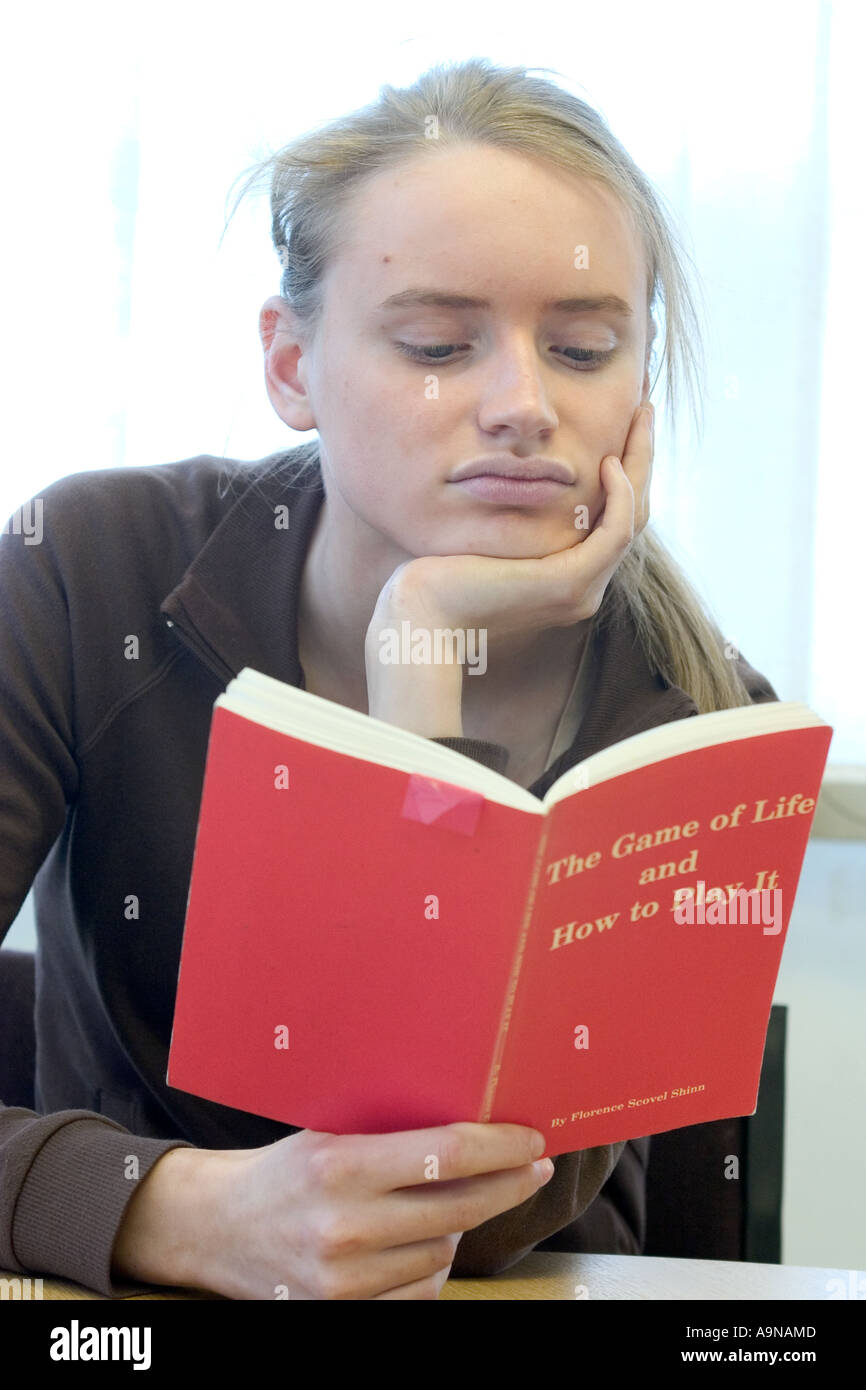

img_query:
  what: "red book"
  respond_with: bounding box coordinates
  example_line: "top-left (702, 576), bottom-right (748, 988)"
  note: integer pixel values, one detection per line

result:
top-left (167, 668), bottom-right (832, 1158)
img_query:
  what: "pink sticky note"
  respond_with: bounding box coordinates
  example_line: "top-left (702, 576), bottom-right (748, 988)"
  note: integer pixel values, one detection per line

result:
top-left (401, 774), bottom-right (485, 836)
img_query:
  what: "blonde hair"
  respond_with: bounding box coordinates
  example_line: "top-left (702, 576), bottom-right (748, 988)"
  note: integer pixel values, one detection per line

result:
top-left (228, 56), bottom-right (752, 712)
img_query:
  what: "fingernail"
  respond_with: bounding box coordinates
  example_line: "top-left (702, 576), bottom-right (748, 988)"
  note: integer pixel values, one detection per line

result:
top-left (534, 1158), bottom-right (555, 1182)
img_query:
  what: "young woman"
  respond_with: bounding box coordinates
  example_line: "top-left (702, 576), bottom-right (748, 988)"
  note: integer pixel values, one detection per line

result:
top-left (0, 58), bottom-right (777, 1301)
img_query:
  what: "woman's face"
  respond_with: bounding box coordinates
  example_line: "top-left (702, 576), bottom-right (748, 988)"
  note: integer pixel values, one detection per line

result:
top-left (263, 142), bottom-right (653, 562)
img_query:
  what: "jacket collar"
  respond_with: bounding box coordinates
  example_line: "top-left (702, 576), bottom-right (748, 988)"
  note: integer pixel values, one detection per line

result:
top-left (159, 451), bottom-right (698, 774)
top-left (160, 453), bottom-right (326, 689)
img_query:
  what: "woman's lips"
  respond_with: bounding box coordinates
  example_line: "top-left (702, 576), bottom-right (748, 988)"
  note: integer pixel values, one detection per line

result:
top-left (451, 475), bottom-right (570, 504)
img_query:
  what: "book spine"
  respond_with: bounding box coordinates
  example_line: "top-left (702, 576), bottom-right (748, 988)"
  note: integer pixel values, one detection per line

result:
top-left (479, 814), bottom-right (554, 1121)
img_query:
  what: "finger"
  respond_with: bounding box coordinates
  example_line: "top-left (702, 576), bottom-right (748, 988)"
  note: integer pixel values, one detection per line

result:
top-left (307, 1120), bottom-right (545, 1194)
top-left (559, 449), bottom-right (637, 587)
top-left (577, 403), bottom-right (653, 564)
top-left (620, 403), bottom-right (653, 534)
top-left (376, 1159), bottom-right (552, 1249)
top-left (540, 448), bottom-right (641, 623)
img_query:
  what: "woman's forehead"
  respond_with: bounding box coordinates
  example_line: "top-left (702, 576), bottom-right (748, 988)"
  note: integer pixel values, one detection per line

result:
top-left (329, 150), bottom-right (646, 314)
top-left (346, 144), bottom-right (633, 234)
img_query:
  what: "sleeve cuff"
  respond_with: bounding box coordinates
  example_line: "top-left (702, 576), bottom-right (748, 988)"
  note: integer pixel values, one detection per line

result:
top-left (10, 1114), bottom-right (197, 1297)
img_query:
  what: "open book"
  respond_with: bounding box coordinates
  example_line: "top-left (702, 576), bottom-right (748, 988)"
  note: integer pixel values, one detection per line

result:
top-left (167, 667), bottom-right (832, 1158)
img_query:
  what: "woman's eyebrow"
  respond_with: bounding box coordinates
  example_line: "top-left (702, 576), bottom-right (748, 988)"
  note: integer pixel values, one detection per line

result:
top-left (375, 288), bottom-right (634, 316)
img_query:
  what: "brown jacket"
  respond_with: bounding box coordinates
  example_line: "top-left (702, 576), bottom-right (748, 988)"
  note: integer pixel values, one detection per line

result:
top-left (0, 445), bottom-right (778, 1294)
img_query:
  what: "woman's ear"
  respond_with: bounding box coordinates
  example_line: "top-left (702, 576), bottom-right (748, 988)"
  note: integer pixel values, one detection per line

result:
top-left (259, 295), bottom-right (318, 433)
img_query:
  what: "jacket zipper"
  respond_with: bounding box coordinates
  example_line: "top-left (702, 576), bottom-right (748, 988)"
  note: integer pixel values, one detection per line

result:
top-left (162, 611), bottom-right (236, 686)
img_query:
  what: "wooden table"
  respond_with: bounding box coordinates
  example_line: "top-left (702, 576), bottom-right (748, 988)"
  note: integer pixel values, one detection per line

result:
top-left (3, 1253), bottom-right (863, 1299)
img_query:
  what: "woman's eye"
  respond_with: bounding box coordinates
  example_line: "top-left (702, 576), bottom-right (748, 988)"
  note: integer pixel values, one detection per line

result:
top-left (558, 347), bottom-right (614, 367)
top-left (394, 342), bottom-right (614, 369)
top-left (396, 342), bottom-right (464, 362)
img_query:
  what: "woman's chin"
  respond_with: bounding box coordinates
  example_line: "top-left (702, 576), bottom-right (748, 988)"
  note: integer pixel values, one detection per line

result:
top-left (425, 534), bottom-right (585, 561)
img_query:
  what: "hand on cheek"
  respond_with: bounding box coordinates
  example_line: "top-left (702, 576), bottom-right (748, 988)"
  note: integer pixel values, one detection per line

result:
top-left (368, 402), bottom-right (654, 645)
top-left (569, 400), bottom-right (653, 551)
